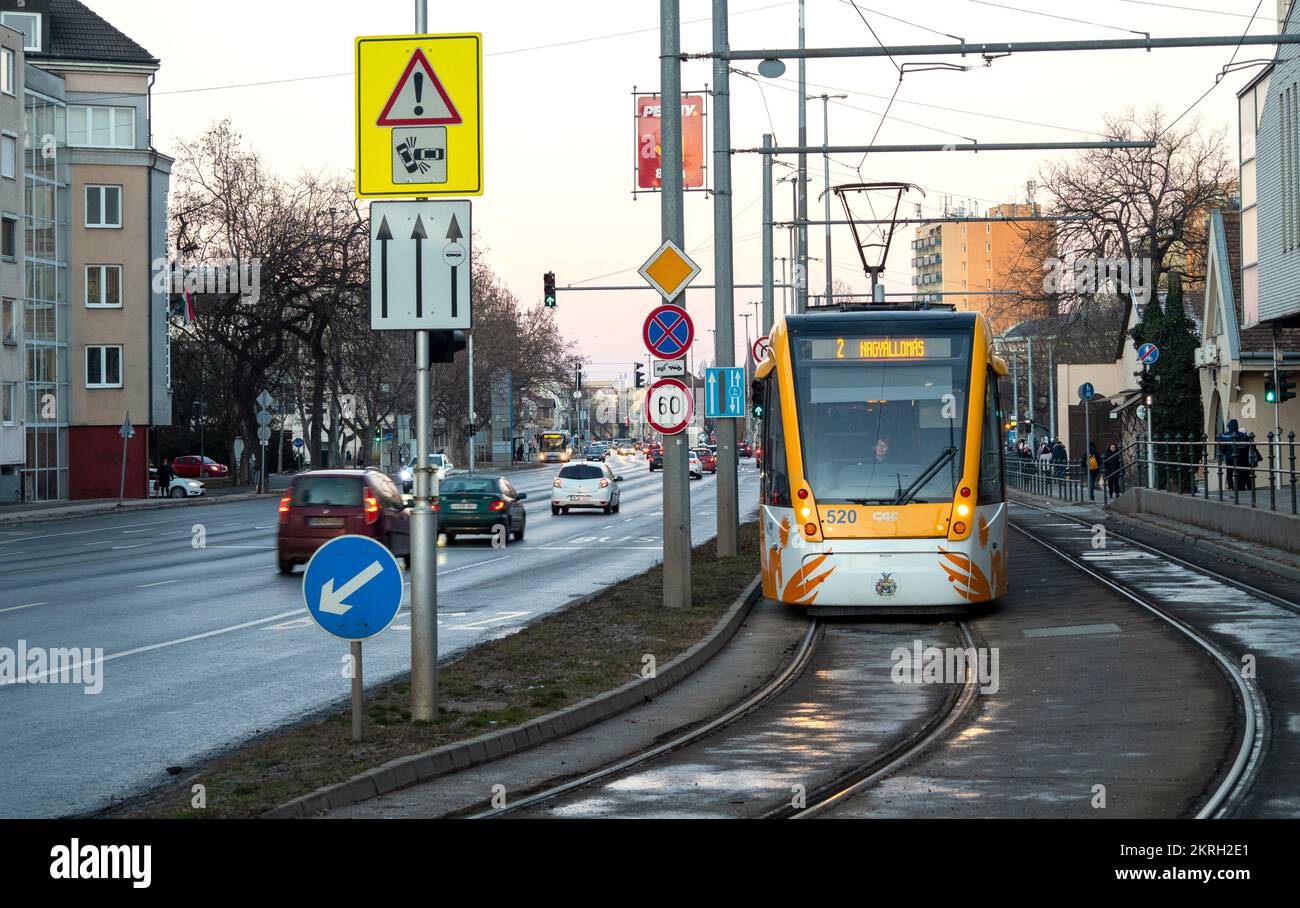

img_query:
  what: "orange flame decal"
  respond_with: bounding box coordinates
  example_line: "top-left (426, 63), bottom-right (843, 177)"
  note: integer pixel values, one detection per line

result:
top-left (938, 549), bottom-right (991, 601)
top-left (781, 551), bottom-right (835, 605)
top-left (778, 516), bottom-right (791, 547)
top-left (978, 515), bottom-right (990, 548)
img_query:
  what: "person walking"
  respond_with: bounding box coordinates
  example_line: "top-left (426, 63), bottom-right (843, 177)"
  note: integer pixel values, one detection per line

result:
top-left (155, 457), bottom-right (174, 497)
top-left (1050, 438), bottom-right (1068, 481)
top-left (1103, 443), bottom-right (1124, 496)
top-left (1085, 441), bottom-right (1101, 499)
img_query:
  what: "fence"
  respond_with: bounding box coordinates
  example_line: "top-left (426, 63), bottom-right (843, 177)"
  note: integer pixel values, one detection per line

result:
top-left (1006, 431), bottom-right (1299, 516)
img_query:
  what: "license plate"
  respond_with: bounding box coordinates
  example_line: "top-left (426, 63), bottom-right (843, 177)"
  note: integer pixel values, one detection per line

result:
top-left (449, 502), bottom-right (477, 511)
top-left (309, 517), bottom-right (344, 528)
top-left (571, 495), bottom-right (591, 501)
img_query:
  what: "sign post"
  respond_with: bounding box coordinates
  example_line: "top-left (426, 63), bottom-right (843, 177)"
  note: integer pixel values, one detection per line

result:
top-left (117, 413), bottom-right (134, 503)
top-left (303, 535), bottom-right (404, 742)
top-left (256, 390), bottom-right (275, 493)
top-left (1079, 382), bottom-right (1095, 499)
top-left (1138, 344), bottom-right (1159, 488)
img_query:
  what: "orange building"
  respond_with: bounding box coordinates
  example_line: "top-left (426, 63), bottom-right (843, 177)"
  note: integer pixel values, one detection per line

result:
top-left (910, 203), bottom-right (1052, 333)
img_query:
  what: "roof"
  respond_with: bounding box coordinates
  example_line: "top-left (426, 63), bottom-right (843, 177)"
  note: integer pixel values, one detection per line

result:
top-left (17, 0), bottom-right (158, 66)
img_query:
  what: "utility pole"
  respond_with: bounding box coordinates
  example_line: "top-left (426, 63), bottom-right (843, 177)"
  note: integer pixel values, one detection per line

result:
top-left (661, 0), bottom-right (692, 606)
top-left (467, 332), bottom-right (475, 473)
top-left (762, 133), bottom-right (775, 334)
top-left (408, 0), bottom-right (437, 723)
top-left (712, 0), bottom-right (738, 558)
top-left (812, 93), bottom-right (846, 306)
top-left (796, 0), bottom-right (808, 313)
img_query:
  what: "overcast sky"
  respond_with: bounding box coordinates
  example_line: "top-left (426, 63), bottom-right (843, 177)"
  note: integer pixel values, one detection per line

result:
top-left (90, 0), bottom-right (1278, 381)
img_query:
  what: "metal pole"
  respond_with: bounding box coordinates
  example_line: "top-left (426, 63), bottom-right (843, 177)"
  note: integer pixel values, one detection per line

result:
top-left (1274, 331), bottom-right (1283, 492)
top-left (1010, 345), bottom-right (1019, 443)
top-left (351, 641), bottom-right (363, 742)
top-left (1026, 336), bottom-right (1034, 443)
top-left (467, 332), bottom-right (475, 473)
top-left (762, 134), bottom-right (774, 334)
top-left (815, 94), bottom-right (845, 305)
top-left (118, 412), bottom-right (129, 503)
top-left (713, 0), bottom-right (739, 558)
top-left (409, 0), bottom-right (437, 724)
top-left (1146, 393), bottom-right (1155, 489)
top-left (739, 140), bottom-right (1157, 154)
top-left (1047, 339), bottom-right (1056, 441)
top-left (1084, 395), bottom-right (1092, 500)
top-left (796, 0), bottom-right (808, 313)
top-left (661, 0), bottom-right (692, 607)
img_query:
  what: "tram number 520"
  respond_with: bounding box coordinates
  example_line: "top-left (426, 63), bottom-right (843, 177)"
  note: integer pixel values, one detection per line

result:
top-left (824, 508), bottom-right (858, 524)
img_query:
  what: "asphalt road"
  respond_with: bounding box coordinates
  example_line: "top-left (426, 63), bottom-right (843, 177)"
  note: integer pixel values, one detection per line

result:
top-left (0, 453), bottom-right (760, 818)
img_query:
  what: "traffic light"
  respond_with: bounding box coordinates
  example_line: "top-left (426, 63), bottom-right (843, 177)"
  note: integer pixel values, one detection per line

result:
top-left (1281, 371), bottom-right (1297, 403)
top-left (1265, 377), bottom-right (1278, 404)
top-left (374, 427), bottom-right (382, 442)
top-left (429, 329), bottom-right (467, 363)
top-left (750, 381), bottom-right (764, 419)
top-left (544, 272), bottom-right (556, 308)
top-left (1139, 368), bottom-right (1155, 406)
top-left (633, 362), bottom-right (645, 389)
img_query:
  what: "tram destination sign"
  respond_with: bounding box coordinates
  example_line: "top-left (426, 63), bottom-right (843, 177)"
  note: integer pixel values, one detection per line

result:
top-left (803, 336), bottom-right (954, 361)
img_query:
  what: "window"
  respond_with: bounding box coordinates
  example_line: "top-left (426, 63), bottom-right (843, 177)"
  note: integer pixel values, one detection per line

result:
top-left (67, 106), bottom-right (135, 149)
top-left (85, 345), bottom-right (123, 389)
top-left (85, 185), bottom-right (122, 228)
top-left (85, 265), bottom-right (123, 308)
top-left (1, 48), bottom-right (12, 95)
top-left (1, 381), bottom-right (14, 425)
top-left (985, 241), bottom-right (991, 252)
top-left (1, 297), bottom-right (15, 344)
top-left (0, 134), bottom-right (13, 178)
top-left (0, 215), bottom-right (14, 260)
top-left (1, 12), bottom-right (40, 51)
top-left (978, 370), bottom-right (1005, 503)
top-left (759, 376), bottom-right (790, 507)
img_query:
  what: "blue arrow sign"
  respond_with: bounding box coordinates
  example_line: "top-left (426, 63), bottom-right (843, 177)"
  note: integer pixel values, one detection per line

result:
top-left (705, 367), bottom-right (747, 418)
top-left (302, 535), bottom-right (404, 641)
top-left (1138, 342), bottom-right (1159, 365)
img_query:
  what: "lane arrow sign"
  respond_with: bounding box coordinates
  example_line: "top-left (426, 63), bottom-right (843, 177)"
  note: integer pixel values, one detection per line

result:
top-left (412, 215), bottom-right (427, 318)
top-left (319, 561), bottom-right (384, 616)
top-left (446, 213), bottom-right (464, 319)
top-left (376, 215), bottom-right (393, 319)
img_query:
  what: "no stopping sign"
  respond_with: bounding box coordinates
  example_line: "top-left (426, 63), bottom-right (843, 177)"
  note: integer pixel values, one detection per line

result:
top-left (645, 378), bottom-right (693, 435)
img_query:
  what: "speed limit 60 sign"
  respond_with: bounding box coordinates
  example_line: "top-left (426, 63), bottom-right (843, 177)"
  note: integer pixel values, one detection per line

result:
top-left (645, 377), bottom-right (693, 435)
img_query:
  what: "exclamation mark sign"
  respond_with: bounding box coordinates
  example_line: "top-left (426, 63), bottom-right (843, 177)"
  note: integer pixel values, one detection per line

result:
top-left (413, 72), bottom-right (424, 117)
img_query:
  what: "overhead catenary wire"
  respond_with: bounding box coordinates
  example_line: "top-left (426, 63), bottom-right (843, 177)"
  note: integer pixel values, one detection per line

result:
top-left (968, 0), bottom-right (1151, 38)
top-left (1159, 0), bottom-right (1266, 138)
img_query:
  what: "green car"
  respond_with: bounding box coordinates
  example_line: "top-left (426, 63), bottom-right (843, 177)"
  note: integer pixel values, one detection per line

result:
top-left (434, 474), bottom-right (528, 544)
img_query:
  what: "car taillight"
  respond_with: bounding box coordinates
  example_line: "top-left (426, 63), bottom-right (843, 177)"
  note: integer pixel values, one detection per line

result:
top-left (364, 489), bottom-right (380, 524)
top-left (599, 478), bottom-right (610, 488)
top-left (278, 496), bottom-right (291, 524)
top-left (489, 500), bottom-right (507, 511)
top-left (431, 501), bottom-right (440, 511)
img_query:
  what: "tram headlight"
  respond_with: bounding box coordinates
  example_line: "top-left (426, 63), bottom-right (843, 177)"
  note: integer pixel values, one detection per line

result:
top-left (956, 503), bottom-right (971, 518)
top-left (800, 507), bottom-right (812, 518)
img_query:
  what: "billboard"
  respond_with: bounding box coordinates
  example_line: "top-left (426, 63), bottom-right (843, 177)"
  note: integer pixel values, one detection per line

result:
top-left (636, 94), bottom-right (706, 190)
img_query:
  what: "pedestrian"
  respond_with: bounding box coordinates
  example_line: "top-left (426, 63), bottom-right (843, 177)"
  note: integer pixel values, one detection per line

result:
top-left (1218, 419), bottom-right (1255, 491)
top-left (155, 457), bottom-right (174, 497)
top-left (1051, 438), bottom-right (1068, 480)
top-left (1037, 439), bottom-right (1052, 475)
top-left (1085, 441), bottom-right (1100, 498)
top-left (1103, 443), bottom-right (1124, 496)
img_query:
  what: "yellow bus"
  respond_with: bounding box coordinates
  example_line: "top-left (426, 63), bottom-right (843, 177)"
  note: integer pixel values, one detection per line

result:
top-left (538, 432), bottom-right (572, 464)
top-left (753, 307), bottom-right (1009, 614)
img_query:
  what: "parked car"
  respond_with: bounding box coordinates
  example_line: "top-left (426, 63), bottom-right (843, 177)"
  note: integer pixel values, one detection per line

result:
top-left (277, 470), bottom-right (410, 574)
top-left (435, 474), bottom-right (527, 544)
top-left (688, 453), bottom-right (703, 480)
top-left (695, 448), bottom-right (717, 473)
top-left (172, 455), bottom-right (229, 479)
top-left (149, 467), bottom-right (206, 498)
top-left (552, 462), bottom-right (623, 514)
top-left (648, 447), bottom-right (664, 471)
top-left (399, 453), bottom-right (454, 493)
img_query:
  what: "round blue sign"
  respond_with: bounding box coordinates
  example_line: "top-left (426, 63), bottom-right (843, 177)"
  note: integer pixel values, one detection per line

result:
top-left (293, 438), bottom-right (305, 448)
top-left (1078, 382), bottom-right (1095, 402)
top-left (302, 535), bottom-right (404, 641)
top-left (1138, 343), bottom-right (1159, 365)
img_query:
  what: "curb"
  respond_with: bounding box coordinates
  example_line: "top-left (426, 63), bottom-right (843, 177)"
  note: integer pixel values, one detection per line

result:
top-left (1104, 511), bottom-right (1300, 586)
top-left (0, 492), bottom-right (268, 526)
top-left (263, 574), bottom-right (765, 819)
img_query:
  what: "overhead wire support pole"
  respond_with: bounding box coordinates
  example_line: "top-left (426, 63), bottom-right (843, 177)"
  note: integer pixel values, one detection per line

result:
top-left (661, 0), bottom-right (692, 608)
top-left (796, 0), bottom-right (808, 314)
top-left (713, 0), bottom-right (739, 558)
top-left (762, 133), bottom-right (774, 336)
top-left (735, 140), bottom-right (1157, 154)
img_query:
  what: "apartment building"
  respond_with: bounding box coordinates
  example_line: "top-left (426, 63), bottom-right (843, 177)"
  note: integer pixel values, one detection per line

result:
top-left (2, 0), bottom-right (172, 500)
top-left (0, 24), bottom-right (22, 502)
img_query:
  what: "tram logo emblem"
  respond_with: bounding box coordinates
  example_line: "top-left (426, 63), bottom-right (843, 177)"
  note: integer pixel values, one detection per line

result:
top-left (875, 573), bottom-right (898, 598)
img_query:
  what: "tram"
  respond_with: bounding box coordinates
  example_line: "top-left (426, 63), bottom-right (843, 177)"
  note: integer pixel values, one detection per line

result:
top-left (753, 306), bottom-right (1009, 614)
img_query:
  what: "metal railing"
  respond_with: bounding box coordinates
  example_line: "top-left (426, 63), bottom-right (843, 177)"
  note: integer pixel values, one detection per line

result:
top-left (1007, 432), bottom-right (1299, 515)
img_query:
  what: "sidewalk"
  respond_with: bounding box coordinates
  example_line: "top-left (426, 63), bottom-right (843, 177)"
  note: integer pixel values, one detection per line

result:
top-left (0, 474), bottom-right (294, 526)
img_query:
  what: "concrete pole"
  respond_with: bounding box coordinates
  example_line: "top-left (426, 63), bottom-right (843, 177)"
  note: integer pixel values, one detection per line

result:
top-left (762, 134), bottom-right (774, 334)
top-left (661, 0), bottom-right (692, 607)
top-left (796, 0), bottom-right (808, 313)
top-left (712, 0), bottom-right (739, 558)
top-left (467, 332), bottom-right (475, 473)
top-left (408, 0), bottom-right (437, 723)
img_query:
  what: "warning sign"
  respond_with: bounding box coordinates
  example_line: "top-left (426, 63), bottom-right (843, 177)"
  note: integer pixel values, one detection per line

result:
top-left (377, 48), bottom-right (462, 126)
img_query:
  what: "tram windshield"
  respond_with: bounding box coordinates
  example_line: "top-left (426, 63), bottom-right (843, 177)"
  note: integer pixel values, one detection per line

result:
top-left (790, 324), bottom-right (973, 505)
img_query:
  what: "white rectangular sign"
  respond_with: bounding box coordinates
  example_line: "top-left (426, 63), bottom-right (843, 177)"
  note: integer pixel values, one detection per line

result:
top-left (653, 358), bottom-right (686, 378)
top-left (370, 199), bottom-right (471, 330)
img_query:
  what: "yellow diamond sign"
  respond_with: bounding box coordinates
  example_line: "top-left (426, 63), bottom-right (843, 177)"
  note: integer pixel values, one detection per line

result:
top-left (639, 239), bottom-right (701, 301)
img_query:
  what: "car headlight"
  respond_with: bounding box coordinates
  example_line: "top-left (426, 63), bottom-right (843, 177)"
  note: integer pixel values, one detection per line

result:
top-left (400, 469), bottom-right (412, 481)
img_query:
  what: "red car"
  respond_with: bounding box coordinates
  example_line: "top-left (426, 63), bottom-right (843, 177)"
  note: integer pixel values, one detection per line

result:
top-left (737, 442), bottom-right (754, 458)
top-left (276, 470), bottom-right (411, 574)
top-left (172, 455), bottom-right (230, 479)
top-left (695, 449), bottom-right (717, 473)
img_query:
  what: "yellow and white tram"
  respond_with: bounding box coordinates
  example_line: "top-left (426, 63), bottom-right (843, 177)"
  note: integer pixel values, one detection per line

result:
top-left (754, 307), bottom-right (1009, 614)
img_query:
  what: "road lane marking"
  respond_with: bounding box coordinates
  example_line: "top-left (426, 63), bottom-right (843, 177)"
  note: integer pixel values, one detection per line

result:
top-left (136, 580), bottom-right (179, 589)
top-left (0, 602), bottom-right (47, 614)
top-left (207, 545), bottom-right (278, 550)
top-left (112, 544), bottom-right (148, 550)
top-left (403, 555), bottom-right (511, 584)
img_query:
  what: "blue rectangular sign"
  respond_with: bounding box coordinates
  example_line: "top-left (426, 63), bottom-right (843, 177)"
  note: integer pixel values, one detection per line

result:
top-left (705, 367), bottom-right (746, 418)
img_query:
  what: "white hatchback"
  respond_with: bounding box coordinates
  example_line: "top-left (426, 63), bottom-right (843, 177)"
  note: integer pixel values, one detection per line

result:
top-left (688, 453), bottom-right (703, 480)
top-left (552, 462), bottom-right (623, 515)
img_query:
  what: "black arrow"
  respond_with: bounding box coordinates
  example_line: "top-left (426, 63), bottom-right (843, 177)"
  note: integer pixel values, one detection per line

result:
top-left (376, 216), bottom-right (392, 319)
top-left (412, 215), bottom-right (427, 318)
top-left (446, 214), bottom-right (463, 319)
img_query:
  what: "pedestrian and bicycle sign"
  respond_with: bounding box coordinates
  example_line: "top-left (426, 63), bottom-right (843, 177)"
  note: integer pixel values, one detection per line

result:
top-left (645, 377), bottom-right (693, 435)
top-left (1078, 382), bottom-right (1095, 402)
top-left (356, 33), bottom-right (483, 197)
top-left (638, 239), bottom-right (701, 301)
top-left (705, 367), bottom-right (746, 418)
top-left (303, 535), bottom-right (404, 641)
top-left (643, 304), bottom-right (693, 358)
top-left (370, 199), bottom-right (471, 330)
top-left (1138, 343), bottom-right (1160, 365)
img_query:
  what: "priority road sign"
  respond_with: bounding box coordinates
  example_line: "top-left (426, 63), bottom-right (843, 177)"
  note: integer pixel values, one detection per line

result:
top-left (705, 367), bottom-right (746, 418)
top-left (643, 304), bottom-right (693, 359)
top-left (371, 199), bottom-right (471, 330)
top-left (356, 34), bottom-right (483, 198)
top-left (1138, 343), bottom-right (1159, 365)
top-left (303, 535), bottom-right (404, 641)
top-left (638, 239), bottom-right (701, 301)
top-left (645, 378), bottom-right (693, 435)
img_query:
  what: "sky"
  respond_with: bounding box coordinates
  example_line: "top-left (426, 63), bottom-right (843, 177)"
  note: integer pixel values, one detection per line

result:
top-left (87, 0), bottom-right (1281, 383)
